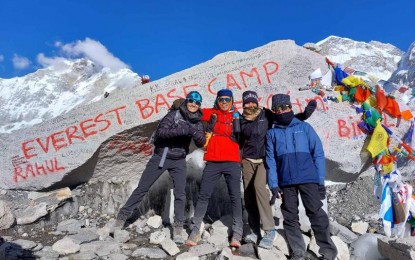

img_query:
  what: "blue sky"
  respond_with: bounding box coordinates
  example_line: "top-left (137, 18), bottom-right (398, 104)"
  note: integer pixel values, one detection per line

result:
top-left (0, 0), bottom-right (414, 80)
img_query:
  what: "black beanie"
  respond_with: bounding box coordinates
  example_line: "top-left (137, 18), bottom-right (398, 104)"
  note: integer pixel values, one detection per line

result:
top-left (242, 91), bottom-right (259, 106)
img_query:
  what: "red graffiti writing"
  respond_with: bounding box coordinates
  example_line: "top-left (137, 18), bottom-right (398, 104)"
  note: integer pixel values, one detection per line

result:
top-left (107, 136), bottom-right (153, 156)
top-left (337, 119), bottom-right (363, 139)
top-left (21, 106), bottom-right (127, 160)
top-left (337, 113), bottom-right (396, 139)
top-left (13, 157), bottom-right (65, 183)
top-left (136, 61), bottom-right (280, 120)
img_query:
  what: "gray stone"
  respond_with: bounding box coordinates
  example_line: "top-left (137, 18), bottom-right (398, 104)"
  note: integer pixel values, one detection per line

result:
top-left (330, 221), bottom-right (358, 244)
top-left (160, 238), bottom-right (180, 256)
top-left (1, 39), bottom-right (370, 193)
top-left (176, 252), bottom-right (199, 260)
top-left (132, 247), bottom-right (167, 258)
top-left (67, 251), bottom-right (98, 260)
top-left (13, 238), bottom-right (37, 249)
top-left (108, 253), bottom-right (129, 260)
top-left (332, 236), bottom-right (350, 260)
top-left (207, 232), bottom-right (228, 249)
top-left (68, 228), bottom-right (99, 244)
top-left (351, 221), bottom-right (368, 235)
top-left (16, 202), bottom-right (48, 225)
top-left (34, 247), bottom-right (60, 258)
top-left (27, 187), bottom-right (72, 202)
top-left (149, 230), bottom-right (166, 244)
top-left (378, 236), bottom-right (415, 260)
top-left (258, 247), bottom-right (287, 259)
top-left (79, 241), bottom-right (121, 257)
top-left (188, 243), bottom-right (219, 256)
top-left (51, 237), bottom-right (80, 256)
top-left (121, 243), bottom-right (137, 250)
top-left (0, 200), bottom-right (15, 229)
top-left (238, 243), bottom-right (256, 258)
top-left (32, 242), bottom-right (44, 251)
top-left (146, 215), bottom-right (162, 228)
top-left (15, 188), bottom-right (73, 225)
top-left (218, 247), bottom-right (257, 260)
top-left (57, 218), bottom-right (83, 232)
top-left (113, 229), bottom-right (130, 243)
top-left (303, 42), bottom-right (322, 53)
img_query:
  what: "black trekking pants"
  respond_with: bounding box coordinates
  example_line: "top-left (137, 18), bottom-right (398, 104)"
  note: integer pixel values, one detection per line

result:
top-left (191, 161), bottom-right (243, 237)
top-left (281, 183), bottom-right (337, 260)
top-left (117, 153), bottom-right (187, 225)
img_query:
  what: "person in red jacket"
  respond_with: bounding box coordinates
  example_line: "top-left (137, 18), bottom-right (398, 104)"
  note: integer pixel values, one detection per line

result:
top-left (185, 89), bottom-right (243, 248)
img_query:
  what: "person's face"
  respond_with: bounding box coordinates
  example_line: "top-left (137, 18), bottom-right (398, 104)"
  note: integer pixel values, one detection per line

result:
top-left (272, 104), bottom-right (292, 114)
top-left (217, 96), bottom-right (232, 111)
top-left (244, 102), bottom-right (258, 108)
top-left (186, 99), bottom-right (200, 113)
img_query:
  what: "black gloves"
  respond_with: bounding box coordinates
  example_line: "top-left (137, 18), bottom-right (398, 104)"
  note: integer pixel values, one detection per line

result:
top-left (318, 185), bottom-right (326, 200)
top-left (270, 187), bottom-right (282, 205)
top-left (304, 100), bottom-right (317, 119)
top-left (295, 99), bottom-right (317, 121)
top-left (177, 126), bottom-right (189, 136)
top-left (206, 113), bottom-right (217, 132)
top-left (171, 98), bottom-right (185, 110)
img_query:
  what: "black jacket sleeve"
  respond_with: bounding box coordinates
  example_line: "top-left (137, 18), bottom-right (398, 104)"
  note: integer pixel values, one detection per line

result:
top-left (156, 111), bottom-right (188, 139)
top-left (295, 99), bottom-right (317, 121)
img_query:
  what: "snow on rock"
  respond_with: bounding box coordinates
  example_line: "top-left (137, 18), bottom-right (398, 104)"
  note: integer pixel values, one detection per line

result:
top-left (316, 35), bottom-right (403, 81)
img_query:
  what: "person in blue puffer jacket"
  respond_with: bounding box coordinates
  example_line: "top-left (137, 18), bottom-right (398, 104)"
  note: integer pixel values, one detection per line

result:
top-left (265, 94), bottom-right (337, 260)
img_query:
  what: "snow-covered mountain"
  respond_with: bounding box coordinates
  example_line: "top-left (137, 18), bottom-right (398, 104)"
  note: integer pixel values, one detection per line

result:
top-left (388, 42), bottom-right (415, 89)
top-left (316, 36), bottom-right (404, 81)
top-left (0, 59), bottom-right (141, 133)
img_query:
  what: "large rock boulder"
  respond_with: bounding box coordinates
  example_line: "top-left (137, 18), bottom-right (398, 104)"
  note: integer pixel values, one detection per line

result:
top-left (0, 39), bottom-right (410, 191)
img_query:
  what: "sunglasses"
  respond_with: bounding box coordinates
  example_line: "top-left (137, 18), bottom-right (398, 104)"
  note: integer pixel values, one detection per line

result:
top-left (218, 97), bottom-right (231, 103)
top-left (272, 104), bottom-right (292, 112)
top-left (186, 98), bottom-right (201, 106)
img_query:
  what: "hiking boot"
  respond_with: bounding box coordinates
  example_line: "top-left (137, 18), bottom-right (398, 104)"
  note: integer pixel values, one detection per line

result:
top-left (113, 218), bottom-right (125, 230)
top-left (173, 225), bottom-right (185, 244)
top-left (244, 233), bottom-right (259, 244)
top-left (185, 228), bottom-right (201, 246)
top-left (258, 229), bottom-right (277, 249)
top-left (230, 233), bottom-right (242, 248)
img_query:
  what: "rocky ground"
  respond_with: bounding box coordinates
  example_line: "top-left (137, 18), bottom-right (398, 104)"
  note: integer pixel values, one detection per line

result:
top-left (327, 175), bottom-right (381, 234)
top-left (0, 174), bottom-right (413, 260)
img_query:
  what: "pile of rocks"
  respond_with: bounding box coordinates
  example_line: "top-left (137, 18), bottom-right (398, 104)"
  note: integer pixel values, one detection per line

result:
top-left (2, 175), bottom-right (415, 259)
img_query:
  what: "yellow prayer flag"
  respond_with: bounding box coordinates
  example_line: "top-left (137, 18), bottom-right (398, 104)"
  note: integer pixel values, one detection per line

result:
top-left (367, 121), bottom-right (388, 158)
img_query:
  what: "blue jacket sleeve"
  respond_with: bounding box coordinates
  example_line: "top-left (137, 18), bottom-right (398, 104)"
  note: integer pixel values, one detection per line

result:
top-left (265, 130), bottom-right (278, 189)
top-left (307, 125), bottom-right (326, 185)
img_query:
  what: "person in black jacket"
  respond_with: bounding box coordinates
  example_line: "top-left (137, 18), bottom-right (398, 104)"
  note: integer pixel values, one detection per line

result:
top-left (114, 91), bottom-right (206, 244)
top-left (239, 91), bottom-right (316, 249)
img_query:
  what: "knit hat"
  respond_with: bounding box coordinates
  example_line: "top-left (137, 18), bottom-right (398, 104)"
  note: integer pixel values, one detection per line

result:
top-left (214, 89), bottom-right (234, 111)
top-left (272, 94), bottom-right (291, 109)
top-left (217, 89), bottom-right (233, 98)
top-left (186, 91), bottom-right (202, 104)
top-left (242, 91), bottom-right (259, 106)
